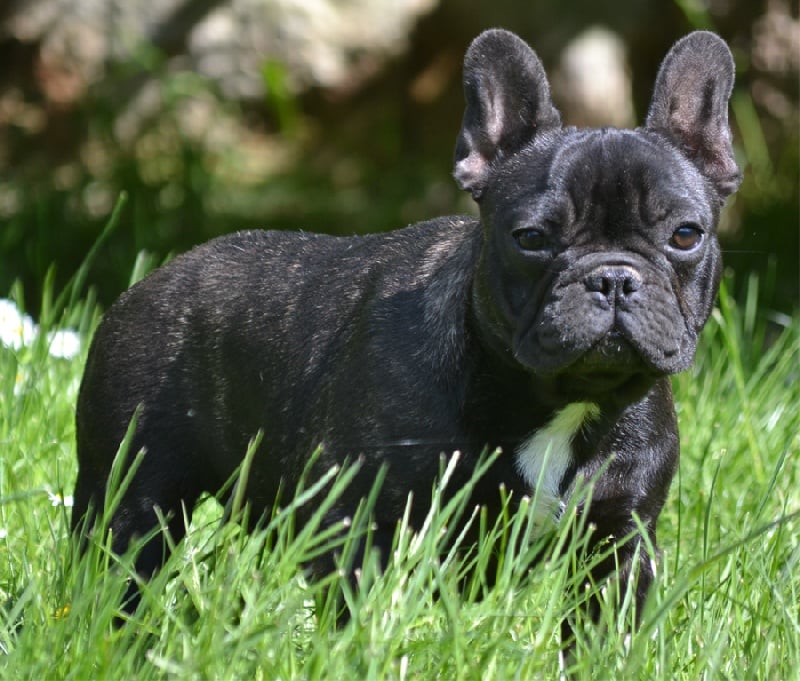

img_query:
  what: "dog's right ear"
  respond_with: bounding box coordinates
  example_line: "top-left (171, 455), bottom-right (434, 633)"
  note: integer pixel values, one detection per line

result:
top-left (454, 29), bottom-right (561, 200)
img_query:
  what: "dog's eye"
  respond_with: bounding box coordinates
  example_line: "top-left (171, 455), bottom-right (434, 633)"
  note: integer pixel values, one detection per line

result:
top-left (513, 227), bottom-right (550, 252)
top-left (670, 224), bottom-right (704, 251)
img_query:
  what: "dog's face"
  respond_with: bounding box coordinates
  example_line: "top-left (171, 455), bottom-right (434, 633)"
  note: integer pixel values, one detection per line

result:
top-left (454, 30), bottom-right (740, 401)
top-left (480, 129), bottom-right (721, 396)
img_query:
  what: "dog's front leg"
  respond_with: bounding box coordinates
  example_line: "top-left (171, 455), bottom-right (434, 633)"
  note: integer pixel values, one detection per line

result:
top-left (559, 384), bottom-right (679, 649)
top-left (556, 491), bottom-right (662, 668)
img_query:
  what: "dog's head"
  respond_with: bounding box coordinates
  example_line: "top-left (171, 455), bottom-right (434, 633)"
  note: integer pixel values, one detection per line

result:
top-left (455, 29), bottom-right (740, 400)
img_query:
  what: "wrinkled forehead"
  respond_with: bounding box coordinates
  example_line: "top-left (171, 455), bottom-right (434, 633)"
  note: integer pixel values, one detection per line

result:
top-left (487, 129), bottom-right (714, 225)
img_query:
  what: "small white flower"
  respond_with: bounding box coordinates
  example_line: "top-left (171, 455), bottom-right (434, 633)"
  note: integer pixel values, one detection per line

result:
top-left (48, 329), bottom-right (81, 359)
top-left (0, 528), bottom-right (7, 540)
top-left (0, 299), bottom-right (36, 350)
top-left (47, 491), bottom-right (74, 508)
top-left (0, 298), bottom-right (82, 358)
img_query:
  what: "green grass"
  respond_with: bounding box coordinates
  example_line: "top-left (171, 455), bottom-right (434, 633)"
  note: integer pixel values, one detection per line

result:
top-left (0, 274), bottom-right (797, 679)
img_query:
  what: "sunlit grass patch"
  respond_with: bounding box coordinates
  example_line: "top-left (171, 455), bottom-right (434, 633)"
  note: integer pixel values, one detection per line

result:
top-left (0, 270), bottom-right (797, 679)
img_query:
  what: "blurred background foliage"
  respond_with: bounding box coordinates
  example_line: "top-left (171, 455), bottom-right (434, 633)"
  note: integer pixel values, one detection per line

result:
top-left (0, 0), bottom-right (797, 314)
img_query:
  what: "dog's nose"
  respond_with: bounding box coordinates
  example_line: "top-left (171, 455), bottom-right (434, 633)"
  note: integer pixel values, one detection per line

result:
top-left (584, 265), bottom-right (642, 302)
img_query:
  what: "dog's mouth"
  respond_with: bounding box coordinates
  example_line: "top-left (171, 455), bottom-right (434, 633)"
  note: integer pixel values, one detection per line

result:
top-left (581, 332), bottom-right (640, 366)
top-left (553, 333), bottom-right (663, 397)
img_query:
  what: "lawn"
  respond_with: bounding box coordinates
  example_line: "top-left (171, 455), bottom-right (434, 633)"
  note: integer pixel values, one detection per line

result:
top-left (0, 270), bottom-right (797, 680)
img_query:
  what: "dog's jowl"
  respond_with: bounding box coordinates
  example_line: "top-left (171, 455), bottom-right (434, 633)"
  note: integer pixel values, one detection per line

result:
top-left (72, 29), bottom-right (740, 629)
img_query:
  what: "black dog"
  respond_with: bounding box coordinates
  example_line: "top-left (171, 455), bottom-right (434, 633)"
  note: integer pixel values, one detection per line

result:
top-left (72, 29), bottom-right (740, 627)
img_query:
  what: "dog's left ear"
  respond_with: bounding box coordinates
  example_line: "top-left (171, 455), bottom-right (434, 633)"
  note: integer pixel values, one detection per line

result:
top-left (454, 29), bottom-right (562, 200)
top-left (646, 31), bottom-right (741, 200)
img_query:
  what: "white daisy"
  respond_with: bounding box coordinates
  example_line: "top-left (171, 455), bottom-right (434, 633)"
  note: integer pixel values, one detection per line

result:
top-left (0, 299), bottom-right (36, 350)
top-left (0, 298), bottom-right (82, 358)
top-left (47, 491), bottom-right (74, 508)
top-left (48, 329), bottom-right (81, 359)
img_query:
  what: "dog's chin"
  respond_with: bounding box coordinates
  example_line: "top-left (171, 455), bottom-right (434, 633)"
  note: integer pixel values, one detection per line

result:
top-left (552, 371), bottom-right (656, 403)
top-left (518, 334), bottom-right (678, 403)
top-left (557, 345), bottom-right (660, 402)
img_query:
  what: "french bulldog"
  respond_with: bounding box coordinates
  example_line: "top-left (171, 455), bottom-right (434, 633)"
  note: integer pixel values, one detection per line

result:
top-left (72, 28), bottom-right (740, 631)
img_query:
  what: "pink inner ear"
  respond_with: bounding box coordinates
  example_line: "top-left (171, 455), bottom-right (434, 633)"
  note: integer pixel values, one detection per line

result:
top-left (670, 106), bottom-right (740, 199)
top-left (459, 151), bottom-right (485, 175)
top-left (454, 150), bottom-right (489, 197)
top-left (486, 96), bottom-right (505, 147)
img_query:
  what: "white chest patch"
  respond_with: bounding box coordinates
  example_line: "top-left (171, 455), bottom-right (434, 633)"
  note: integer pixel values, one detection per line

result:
top-left (515, 402), bottom-right (600, 520)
